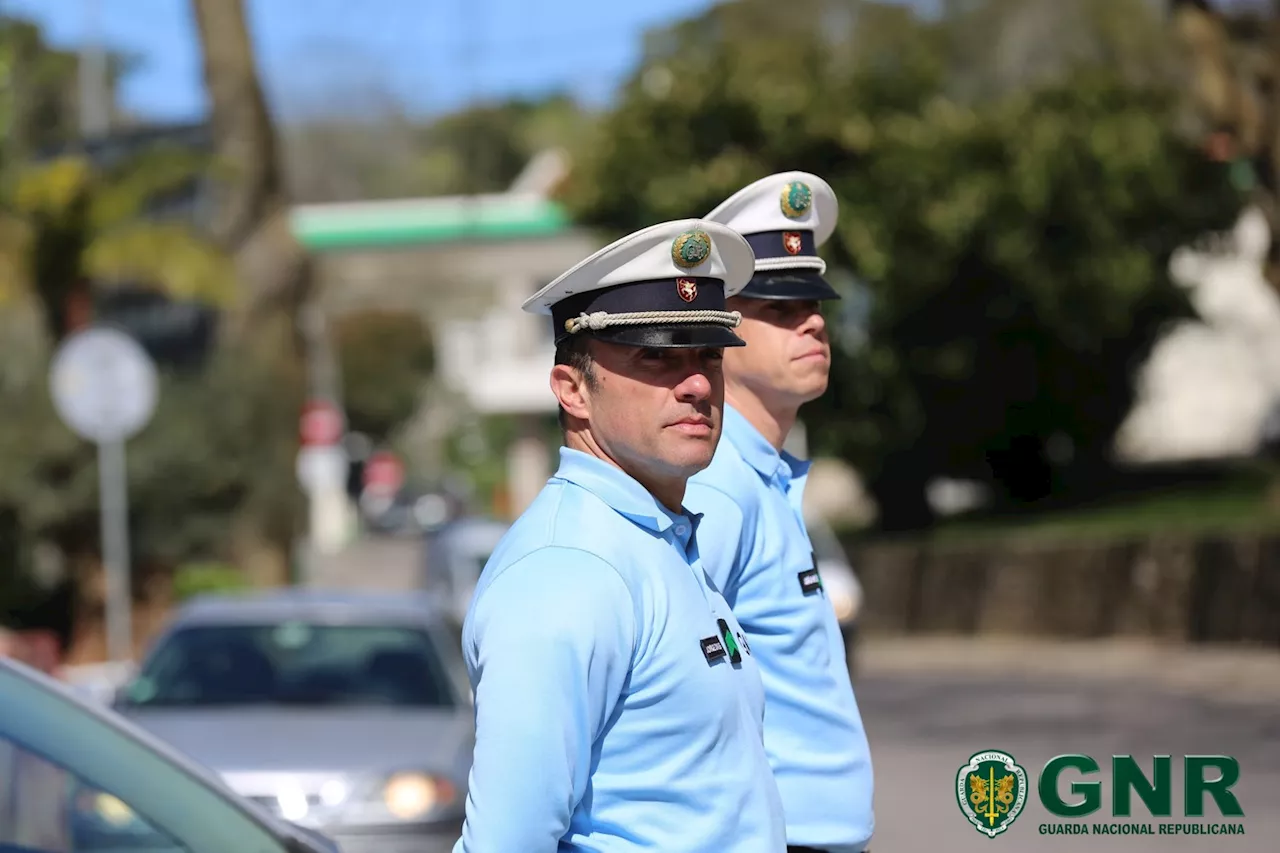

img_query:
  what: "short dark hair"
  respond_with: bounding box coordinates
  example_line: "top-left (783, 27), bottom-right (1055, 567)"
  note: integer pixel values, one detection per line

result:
top-left (554, 336), bottom-right (597, 429)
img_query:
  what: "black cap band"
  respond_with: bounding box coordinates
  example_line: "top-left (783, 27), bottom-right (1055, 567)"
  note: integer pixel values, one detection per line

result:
top-left (551, 277), bottom-right (728, 345)
top-left (744, 230), bottom-right (818, 260)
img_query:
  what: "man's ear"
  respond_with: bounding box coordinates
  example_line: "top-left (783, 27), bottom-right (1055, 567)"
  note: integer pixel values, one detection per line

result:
top-left (550, 364), bottom-right (591, 421)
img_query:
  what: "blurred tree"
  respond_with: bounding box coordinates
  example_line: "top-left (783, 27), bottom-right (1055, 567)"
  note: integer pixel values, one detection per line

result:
top-left (0, 151), bottom-right (236, 340)
top-left (0, 9), bottom-right (303, 648)
top-left (0, 14), bottom-right (143, 161)
top-left (418, 95), bottom-right (589, 195)
top-left (191, 0), bottom-right (311, 353)
top-left (1165, 0), bottom-right (1280, 288)
top-left (0, 335), bottom-right (298, 630)
top-left (192, 0), bottom-right (312, 586)
top-left (566, 0), bottom-right (1245, 529)
top-left (333, 311), bottom-right (435, 442)
top-left (282, 93), bottom-right (591, 203)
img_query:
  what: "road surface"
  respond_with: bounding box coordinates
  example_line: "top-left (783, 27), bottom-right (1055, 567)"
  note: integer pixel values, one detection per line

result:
top-left (854, 638), bottom-right (1280, 851)
top-left (256, 533), bottom-right (1280, 850)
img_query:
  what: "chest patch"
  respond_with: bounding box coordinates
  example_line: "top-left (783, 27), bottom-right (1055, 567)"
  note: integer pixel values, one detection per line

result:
top-left (700, 635), bottom-right (727, 663)
top-left (798, 553), bottom-right (823, 595)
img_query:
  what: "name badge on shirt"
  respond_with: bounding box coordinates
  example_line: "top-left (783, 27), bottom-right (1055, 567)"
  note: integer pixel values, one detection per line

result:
top-left (700, 635), bottom-right (727, 663)
top-left (798, 553), bottom-right (823, 595)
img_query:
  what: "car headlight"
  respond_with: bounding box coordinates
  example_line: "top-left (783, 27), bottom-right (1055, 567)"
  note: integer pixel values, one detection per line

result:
top-left (93, 792), bottom-right (137, 827)
top-left (383, 772), bottom-right (455, 820)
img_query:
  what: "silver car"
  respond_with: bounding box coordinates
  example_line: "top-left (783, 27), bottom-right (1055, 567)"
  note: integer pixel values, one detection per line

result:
top-left (112, 589), bottom-right (474, 853)
top-left (0, 655), bottom-right (338, 853)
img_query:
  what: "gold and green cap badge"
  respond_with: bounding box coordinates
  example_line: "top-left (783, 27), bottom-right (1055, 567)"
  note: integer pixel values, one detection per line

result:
top-left (671, 229), bottom-right (713, 269)
top-left (956, 750), bottom-right (1028, 838)
top-left (780, 180), bottom-right (813, 219)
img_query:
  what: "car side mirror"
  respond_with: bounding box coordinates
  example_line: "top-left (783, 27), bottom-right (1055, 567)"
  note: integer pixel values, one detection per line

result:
top-left (109, 684), bottom-right (132, 710)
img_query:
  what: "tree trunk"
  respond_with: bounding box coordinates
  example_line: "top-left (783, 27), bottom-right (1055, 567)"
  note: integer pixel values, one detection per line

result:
top-left (190, 0), bottom-right (312, 351)
top-left (191, 0), bottom-right (309, 586)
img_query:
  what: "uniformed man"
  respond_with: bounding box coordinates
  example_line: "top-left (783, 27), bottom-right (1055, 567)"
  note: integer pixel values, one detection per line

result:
top-left (685, 172), bottom-right (875, 853)
top-left (453, 219), bottom-right (787, 852)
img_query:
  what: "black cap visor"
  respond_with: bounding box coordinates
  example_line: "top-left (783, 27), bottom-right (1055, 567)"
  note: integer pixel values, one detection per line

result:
top-left (569, 323), bottom-right (745, 349)
top-left (736, 269), bottom-right (841, 301)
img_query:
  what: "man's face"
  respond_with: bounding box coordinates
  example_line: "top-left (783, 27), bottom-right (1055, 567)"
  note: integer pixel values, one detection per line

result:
top-left (569, 341), bottom-right (726, 484)
top-left (724, 297), bottom-right (831, 407)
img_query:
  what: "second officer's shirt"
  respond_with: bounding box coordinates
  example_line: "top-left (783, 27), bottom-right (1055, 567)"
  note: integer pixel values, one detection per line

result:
top-left (453, 447), bottom-right (786, 853)
top-left (685, 405), bottom-right (875, 853)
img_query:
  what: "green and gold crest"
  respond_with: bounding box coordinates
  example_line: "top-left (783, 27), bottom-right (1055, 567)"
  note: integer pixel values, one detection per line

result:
top-left (671, 229), bottom-right (712, 268)
top-left (956, 750), bottom-right (1028, 838)
top-left (780, 181), bottom-right (813, 219)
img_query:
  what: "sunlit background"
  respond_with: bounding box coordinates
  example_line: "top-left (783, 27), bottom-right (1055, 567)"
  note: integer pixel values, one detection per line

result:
top-left (0, 1), bottom-right (1278, 850)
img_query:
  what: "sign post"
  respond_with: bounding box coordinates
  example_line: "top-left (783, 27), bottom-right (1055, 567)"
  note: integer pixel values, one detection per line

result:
top-left (296, 398), bottom-right (350, 566)
top-left (49, 327), bottom-right (158, 664)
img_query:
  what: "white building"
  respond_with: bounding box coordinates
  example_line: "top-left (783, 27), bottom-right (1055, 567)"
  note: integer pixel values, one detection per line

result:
top-left (292, 152), bottom-right (604, 519)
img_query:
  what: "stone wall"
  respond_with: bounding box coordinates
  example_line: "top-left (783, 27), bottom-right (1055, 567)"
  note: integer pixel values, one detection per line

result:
top-left (843, 533), bottom-right (1280, 647)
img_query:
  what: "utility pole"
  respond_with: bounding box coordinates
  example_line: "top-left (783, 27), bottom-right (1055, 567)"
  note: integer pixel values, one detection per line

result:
top-left (78, 0), bottom-right (110, 138)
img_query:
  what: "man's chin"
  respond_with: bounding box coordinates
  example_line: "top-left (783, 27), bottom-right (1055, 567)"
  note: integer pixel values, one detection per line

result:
top-left (789, 373), bottom-right (830, 404)
top-left (662, 440), bottom-right (717, 475)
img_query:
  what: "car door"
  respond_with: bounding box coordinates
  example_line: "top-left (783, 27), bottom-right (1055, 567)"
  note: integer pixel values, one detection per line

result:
top-left (0, 658), bottom-right (335, 853)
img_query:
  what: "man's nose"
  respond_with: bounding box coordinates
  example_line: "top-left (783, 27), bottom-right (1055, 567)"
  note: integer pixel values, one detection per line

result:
top-left (801, 306), bottom-right (827, 336)
top-left (675, 369), bottom-right (712, 402)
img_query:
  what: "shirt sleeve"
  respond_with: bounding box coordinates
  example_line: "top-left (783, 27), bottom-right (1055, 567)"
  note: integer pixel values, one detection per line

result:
top-left (684, 482), bottom-right (753, 606)
top-left (454, 547), bottom-right (637, 853)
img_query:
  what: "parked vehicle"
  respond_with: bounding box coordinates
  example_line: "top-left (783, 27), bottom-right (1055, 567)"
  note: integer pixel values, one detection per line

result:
top-left (112, 589), bottom-right (473, 853)
top-left (0, 655), bottom-right (338, 853)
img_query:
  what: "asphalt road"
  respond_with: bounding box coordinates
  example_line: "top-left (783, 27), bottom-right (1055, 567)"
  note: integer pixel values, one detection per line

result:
top-left (853, 640), bottom-right (1280, 851)
top-left (304, 536), bottom-right (1280, 850)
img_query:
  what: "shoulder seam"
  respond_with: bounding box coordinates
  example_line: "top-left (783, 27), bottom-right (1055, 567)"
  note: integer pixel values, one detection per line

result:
top-left (476, 544), bottom-right (640, 660)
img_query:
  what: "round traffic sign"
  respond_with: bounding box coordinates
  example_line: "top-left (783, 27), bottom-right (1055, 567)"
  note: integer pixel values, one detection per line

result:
top-left (300, 400), bottom-right (345, 446)
top-left (296, 445), bottom-right (349, 492)
top-left (362, 451), bottom-right (405, 495)
top-left (49, 326), bottom-right (158, 444)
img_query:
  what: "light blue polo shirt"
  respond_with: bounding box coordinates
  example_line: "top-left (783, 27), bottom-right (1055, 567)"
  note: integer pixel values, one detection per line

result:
top-left (453, 447), bottom-right (786, 853)
top-left (685, 405), bottom-right (874, 852)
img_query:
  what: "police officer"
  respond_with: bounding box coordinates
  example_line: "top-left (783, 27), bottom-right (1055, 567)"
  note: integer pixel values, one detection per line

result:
top-left (453, 219), bottom-right (787, 852)
top-left (685, 173), bottom-right (874, 853)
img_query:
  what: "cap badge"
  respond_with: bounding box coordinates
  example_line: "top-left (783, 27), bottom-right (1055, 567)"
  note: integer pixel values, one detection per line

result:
top-left (783, 232), bottom-right (803, 255)
top-left (780, 181), bottom-right (813, 219)
top-left (676, 278), bottom-right (698, 302)
top-left (672, 229), bottom-right (712, 269)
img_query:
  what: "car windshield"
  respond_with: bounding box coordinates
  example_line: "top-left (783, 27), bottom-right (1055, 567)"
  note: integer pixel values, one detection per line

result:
top-left (123, 622), bottom-right (454, 709)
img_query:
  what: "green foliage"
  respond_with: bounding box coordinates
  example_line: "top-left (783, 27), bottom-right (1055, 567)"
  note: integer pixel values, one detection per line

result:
top-left (442, 413), bottom-right (560, 515)
top-left (0, 337), bottom-right (302, 570)
top-left (3, 151), bottom-right (237, 335)
top-left (285, 94), bottom-right (592, 203)
top-left (421, 95), bottom-right (588, 194)
top-left (565, 0), bottom-right (1248, 528)
top-left (0, 17), bottom-right (83, 163)
top-left (334, 310), bottom-right (434, 441)
top-left (171, 562), bottom-right (251, 603)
